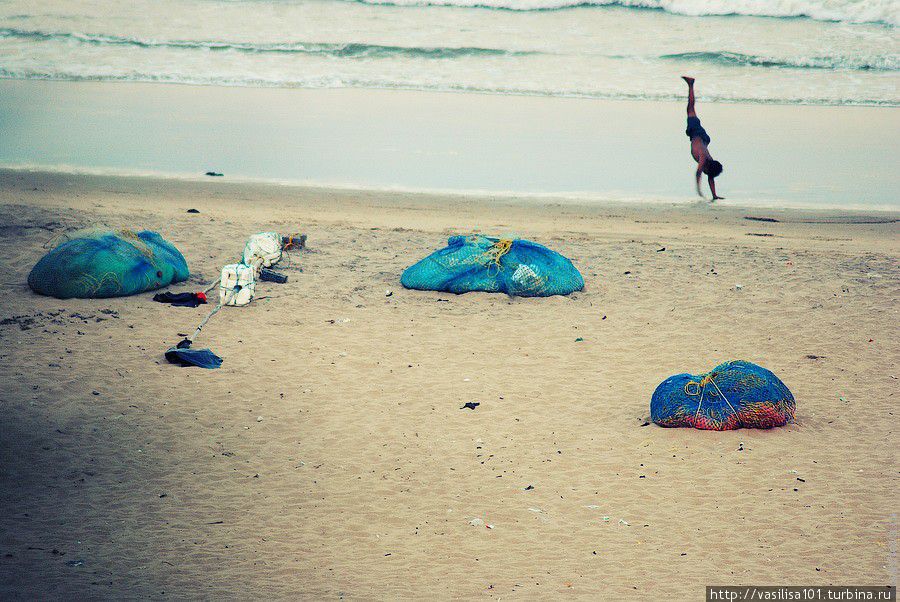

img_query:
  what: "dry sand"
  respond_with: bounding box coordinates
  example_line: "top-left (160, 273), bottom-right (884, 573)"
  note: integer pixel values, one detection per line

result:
top-left (0, 169), bottom-right (897, 599)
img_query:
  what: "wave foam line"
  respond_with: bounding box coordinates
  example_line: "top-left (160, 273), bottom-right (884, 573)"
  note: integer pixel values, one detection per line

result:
top-left (0, 28), bottom-right (529, 59)
top-left (5, 28), bottom-right (895, 72)
top-left (352, 0), bottom-right (899, 26)
top-left (1, 68), bottom-right (897, 107)
top-left (661, 50), bottom-right (899, 71)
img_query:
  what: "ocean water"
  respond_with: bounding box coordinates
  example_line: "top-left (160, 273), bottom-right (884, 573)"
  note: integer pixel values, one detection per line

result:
top-left (0, 0), bottom-right (898, 106)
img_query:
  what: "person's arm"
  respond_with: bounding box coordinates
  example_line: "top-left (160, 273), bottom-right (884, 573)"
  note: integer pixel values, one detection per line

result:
top-left (695, 165), bottom-right (705, 198)
top-left (708, 175), bottom-right (724, 200)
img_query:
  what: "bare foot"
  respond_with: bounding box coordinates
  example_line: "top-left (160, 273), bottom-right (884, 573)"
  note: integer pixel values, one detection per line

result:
top-left (682, 76), bottom-right (695, 85)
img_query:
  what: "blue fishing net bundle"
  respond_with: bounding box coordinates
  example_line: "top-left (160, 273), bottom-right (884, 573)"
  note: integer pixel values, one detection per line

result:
top-left (651, 360), bottom-right (795, 430)
top-left (28, 229), bottom-right (189, 299)
top-left (400, 235), bottom-right (583, 297)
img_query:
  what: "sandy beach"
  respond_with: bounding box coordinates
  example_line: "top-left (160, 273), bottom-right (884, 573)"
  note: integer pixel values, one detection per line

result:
top-left (0, 168), bottom-right (897, 599)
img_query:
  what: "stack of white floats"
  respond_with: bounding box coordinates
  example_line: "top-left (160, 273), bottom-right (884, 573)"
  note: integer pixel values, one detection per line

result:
top-left (242, 232), bottom-right (283, 268)
top-left (220, 232), bottom-right (282, 307)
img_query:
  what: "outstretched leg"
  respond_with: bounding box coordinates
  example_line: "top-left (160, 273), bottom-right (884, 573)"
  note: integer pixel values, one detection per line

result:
top-left (682, 76), bottom-right (696, 117)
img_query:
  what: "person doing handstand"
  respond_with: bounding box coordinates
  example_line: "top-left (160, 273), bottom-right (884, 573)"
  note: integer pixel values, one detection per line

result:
top-left (682, 76), bottom-right (724, 201)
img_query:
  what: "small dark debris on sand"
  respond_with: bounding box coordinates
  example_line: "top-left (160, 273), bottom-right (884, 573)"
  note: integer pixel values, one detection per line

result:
top-left (282, 234), bottom-right (307, 251)
top-left (186, 208), bottom-right (200, 213)
top-left (746, 215), bottom-right (896, 225)
top-left (805, 354), bottom-right (826, 360)
top-left (460, 402), bottom-right (480, 410)
top-left (1, 310), bottom-right (120, 331)
top-left (0, 315), bottom-right (36, 330)
top-left (747, 232), bottom-right (774, 237)
top-left (204, 171), bottom-right (223, 177)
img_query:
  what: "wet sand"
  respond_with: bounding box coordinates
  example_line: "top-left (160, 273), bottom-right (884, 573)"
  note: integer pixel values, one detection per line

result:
top-left (2, 79), bottom-right (899, 208)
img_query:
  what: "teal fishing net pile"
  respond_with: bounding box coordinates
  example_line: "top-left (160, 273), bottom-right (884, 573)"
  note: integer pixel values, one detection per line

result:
top-left (651, 360), bottom-right (795, 431)
top-left (28, 229), bottom-right (189, 299)
top-left (401, 235), bottom-right (584, 297)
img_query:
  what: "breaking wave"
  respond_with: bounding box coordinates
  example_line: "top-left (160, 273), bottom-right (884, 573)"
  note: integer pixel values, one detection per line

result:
top-left (352, 0), bottom-right (899, 26)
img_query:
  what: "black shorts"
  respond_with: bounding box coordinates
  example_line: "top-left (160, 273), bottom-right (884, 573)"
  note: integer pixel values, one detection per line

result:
top-left (686, 116), bottom-right (711, 145)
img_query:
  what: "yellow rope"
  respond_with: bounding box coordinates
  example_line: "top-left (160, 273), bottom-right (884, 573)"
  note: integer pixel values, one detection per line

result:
top-left (684, 373), bottom-right (716, 396)
top-left (117, 229), bottom-right (155, 258)
top-left (43, 228), bottom-right (155, 259)
top-left (77, 271), bottom-right (122, 297)
top-left (477, 238), bottom-right (514, 270)
top-left (684, 372), bottom-right (738, 418)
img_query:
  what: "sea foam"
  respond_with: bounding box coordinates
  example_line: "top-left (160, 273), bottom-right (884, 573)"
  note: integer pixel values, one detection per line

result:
top-left (354, 0), bottom-right (900, 26)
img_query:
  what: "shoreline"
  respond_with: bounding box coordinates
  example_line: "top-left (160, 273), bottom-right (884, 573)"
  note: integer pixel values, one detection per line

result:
top-left (3, 167), bottom-right (899, 224)
top-left (4, 163), bottom-right (900, 215)
top-left (2, 79), bottom-right (898, 210)
top-left (3, 75), bottom-right (898, 108)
